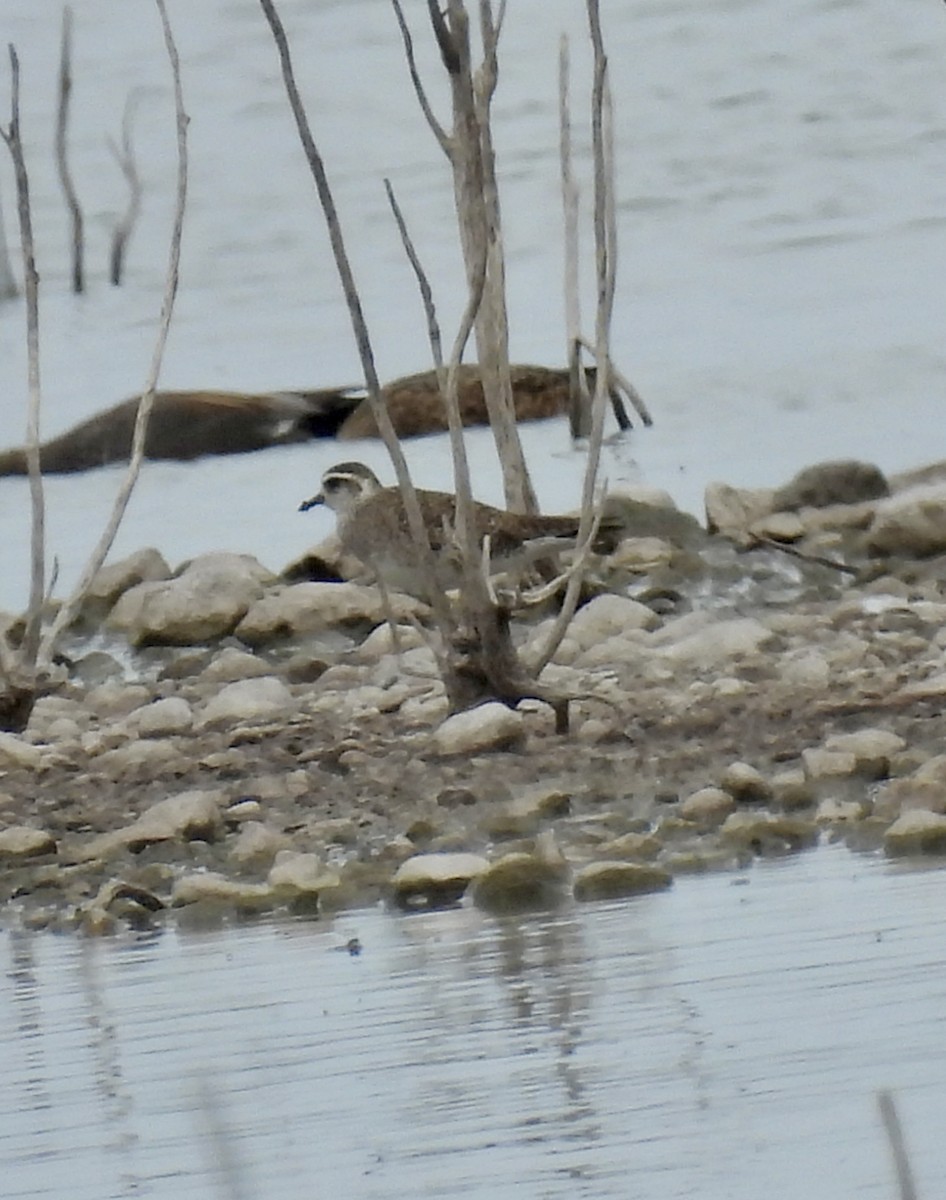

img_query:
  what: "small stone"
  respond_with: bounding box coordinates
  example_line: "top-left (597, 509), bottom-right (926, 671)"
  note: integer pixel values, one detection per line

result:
top-left (481, 789), bottom-right (571, 839)
top-left (125, 696), bottom-right (194, 738)
top-left (471, 833), bottom-right (570, 914)
top-left (0, 826), bottom-right (56, 860)
top-left (597, 831), bottom-right (662, 860)
top-left (771, 768), bottom-right (815, 811)
top-left (267, 851), bottom-right (335, 897)
top-left (0, 733), bottom-right (43, 770)
top-left (680, 786), bottom-right (736, 827)
top-left (704, 482), bottom-right (775, 541)
top-left (720, 762), bottom-right (773, 804)
top-left (802, 747), bottom-right (858, 781)
top-left (884, 809), bottom-right (946, 856)
top-left (235, 581), bottom-right (421, 646)
top-left (430, 703), bottom-right (525, 757)
top-left (200, 647), bottom-right (273, 683)
top-left (573, 861), bottom-right (672, 902)
top-left (720, 811), bottom-right (819, 854)
top-left (605, 536), bottom-right (674, 574)
top-left (199, 677), bottom-right (294, 728)
top-left (749, 511), bottom-right (805, 542)
top-left (78, 790), bottom-right (224, 861)
top-left (229, 821), bottom-right (292, 867)
top-left (816, 798), bottom-right (867, 824)
top-left (390, 852), bottom-right (489, 909)
top-left (823, 729), bottom-right (905, 779)
top-left (172, 872), bottom-right (273, 908)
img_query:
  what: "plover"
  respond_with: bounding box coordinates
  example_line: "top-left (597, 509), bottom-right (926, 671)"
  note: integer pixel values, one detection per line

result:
top-left (300, 460), bottom-right (612, 597)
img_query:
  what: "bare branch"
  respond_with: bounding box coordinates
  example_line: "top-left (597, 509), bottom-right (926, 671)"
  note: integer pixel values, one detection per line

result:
top-left (55, 7), bottom-right (84, 294)
top-left (576, 333), bottom-right (652, 426)
top-left (259, 0), bottom-right (452, 634)
top-left (108, 89), bottom-right (144, 285)
top-left (878, 1091), bottom-right (918, 1200)
top-left (559, 34), bottom-right (588, 438)
top-left (427, 0), bottom-right (460, 74)
top-left (1, 43), bottom-right (46, 669)
top-left (38, 0), bottom-right (188, 661)
top-left (531, 0), bottom-right (617, 674)
top-left (390, 0), bottom-right (451, 157)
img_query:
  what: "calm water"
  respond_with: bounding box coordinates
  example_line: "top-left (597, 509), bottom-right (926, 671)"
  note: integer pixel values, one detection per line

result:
top-left (2, 847), bottom-right (944, 1199)
top-left (1, 0), bottom-right (946, 611)
top-left (2, 7), bottom-right (946, 1193)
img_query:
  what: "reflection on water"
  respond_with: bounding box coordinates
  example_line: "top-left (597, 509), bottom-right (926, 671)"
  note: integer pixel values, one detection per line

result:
top-left (2, 847), bottom-right (944, 1199)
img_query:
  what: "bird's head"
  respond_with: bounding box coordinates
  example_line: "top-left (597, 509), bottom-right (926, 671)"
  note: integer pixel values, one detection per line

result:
top-left (299, 461), bottom-right (384, 515)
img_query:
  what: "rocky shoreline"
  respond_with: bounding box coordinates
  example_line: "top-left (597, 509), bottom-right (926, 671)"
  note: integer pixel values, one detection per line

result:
top-left (4, 456), bottom-right (946, 935)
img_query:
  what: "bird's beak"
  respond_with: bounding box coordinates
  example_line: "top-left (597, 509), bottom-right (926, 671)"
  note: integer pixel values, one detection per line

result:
top-left (298, 491), bottom-right (325, 512)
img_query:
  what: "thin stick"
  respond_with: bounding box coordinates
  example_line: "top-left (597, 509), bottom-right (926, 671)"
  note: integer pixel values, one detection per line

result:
top-left (559, 35), bottom-right (588, 438)
top-left (577, 333), bottom-right (652, 426)
top-left (383, 174), bottom-right (492, 640)
top-left (38, 0), bottom-right (188, 662)
top-left (259, 0), bottom-right (453, 634)
top-left (877, 1091), bottom-right (918, 1200)
top-left (108, 89), bottom-right (143, 285)
top-left (390, 0), bottom-right (451, 156)
top-left (531, 0), bottom-right (616, 675)
top-left (55, 7), bottom-right (84, 294)
top-left (1, 45), bottom-right (46, 669)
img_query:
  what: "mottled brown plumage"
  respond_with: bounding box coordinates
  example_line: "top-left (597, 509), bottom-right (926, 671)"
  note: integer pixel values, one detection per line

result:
top-left (300, 460), bottom-right (610, 597)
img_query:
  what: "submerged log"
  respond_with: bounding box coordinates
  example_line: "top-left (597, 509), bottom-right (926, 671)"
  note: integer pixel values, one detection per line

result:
top-left (0, 388), bottom-right (362, 476)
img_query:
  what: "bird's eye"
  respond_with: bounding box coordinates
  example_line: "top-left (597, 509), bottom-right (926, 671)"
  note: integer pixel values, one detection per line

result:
top-left (324, 478), bottom-right (340, 492)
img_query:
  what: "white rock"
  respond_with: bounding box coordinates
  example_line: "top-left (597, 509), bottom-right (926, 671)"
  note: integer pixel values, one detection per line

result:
top-left (868, 483), bottom-right (946, 557)
top-left (268, 851), bottom-right (334, 896)
top-left (0, 732), bottom-right (43, 769)
top-left (235, 582), bottom-right (421, 645)
top-left (0, 825), bottom-right (56, 859)
top-left (801, 747), bottom-right (858, 781)
top-left (565, 593), bottom-right (658, 653)
top-left (125, 696), bottom-right (194, 737)
top-left (199, 676), bottom-right (294, 727)
top-left (472, 833), bottom-right (570, 913)
top-left (172, 872), bottom-right (273, 908)
top-left (390, 852), bottom-right (489, 907)
top-left (77, 790), bottom-right (224, 860)
top-left (704, 482), bottom-right (775, 540)
top-left (884, 809), bottom-right (946, 856)
top-left (200, 647), bottom-right (273, 683)
top-left (431, 702), bottom-right (525, 756)
top-left (680, 786), bottom-right (736, 826)
top-left (573, 861), bottom-right (672, 901)
top-left (108, 553), bottom-right (273, 645)
top-left (652, 614), bottom-right (773, 670)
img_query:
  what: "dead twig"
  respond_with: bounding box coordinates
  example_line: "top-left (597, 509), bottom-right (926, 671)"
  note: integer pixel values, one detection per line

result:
top-left (746, 532), bottom-right (859, 576)
top-left (1, 43), bottom-right (46, 671)
top-left (390, 0), bottom-right (450, 156)
top-left (55, 6), bottom-right (84, 294)
top-left (108, 89), bottom-right (144, 285)
top-left (576, 333), bottom-right (651, 427)
top-left (531, 0), bottom-right (617, 676)
top-left (38, 0), bottom-right (188, 662)
top-left (259, 0), bottom-right (451, 639)
top-left (878, 1091), bottom-right (918, 1200)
